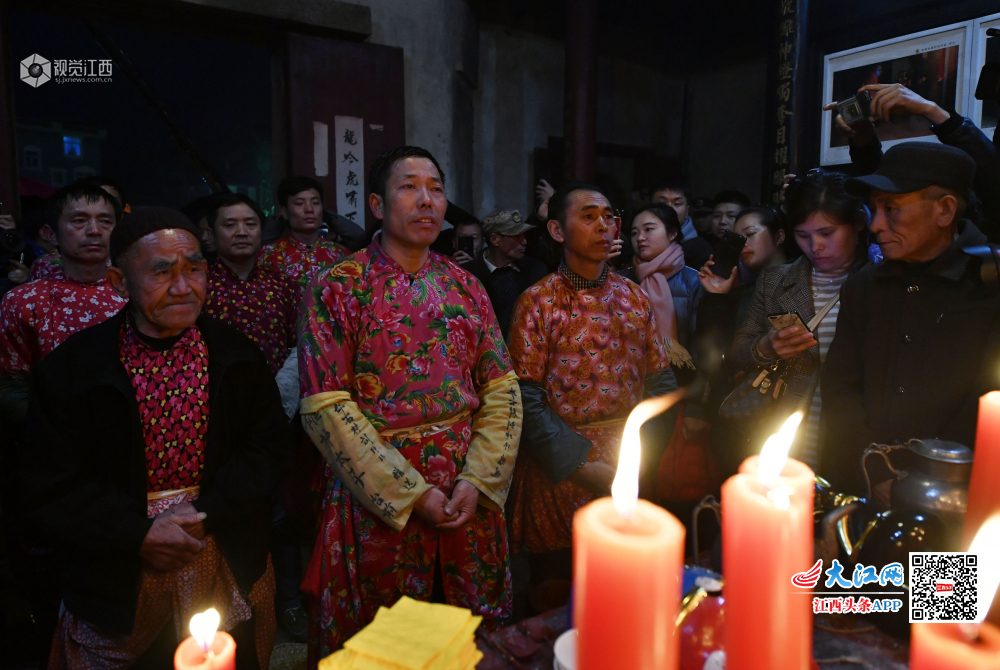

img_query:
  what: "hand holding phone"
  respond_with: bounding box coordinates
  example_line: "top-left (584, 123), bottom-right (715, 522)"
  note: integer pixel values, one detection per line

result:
top-left (454, 235), bottom-right (476, 263)
top-left (767, 312), bottom-right (810, 333)
top-left (762, 311), bottom-right (817, 360)
top-left (711, 230), bottom-right (747, 277)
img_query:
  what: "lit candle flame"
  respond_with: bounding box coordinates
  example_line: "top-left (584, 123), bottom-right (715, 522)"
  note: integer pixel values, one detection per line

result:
top-left (969, 514), bottom-right (1000, 623)
top-left (756, 412), bottom-right (803, 491)
top-left (611, 389), bottom-right (685, 519)
top-left (190, 608), bottom-right (220, 654)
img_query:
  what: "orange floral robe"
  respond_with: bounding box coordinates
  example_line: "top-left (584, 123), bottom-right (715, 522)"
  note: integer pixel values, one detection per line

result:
top-left (507, 268), bottom-right (669, 553)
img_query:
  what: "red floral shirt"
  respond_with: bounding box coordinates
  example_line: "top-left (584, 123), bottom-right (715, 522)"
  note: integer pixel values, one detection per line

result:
top-left (120, 320), bottom-right (210, 492)
top-left (29, 253), bottom-right (65, 281)
top-left (508, 268), bottom-right (669, 425)
top-left (0, 276), bottom-right (127, 374)
top-left (259, 235), bottom-right (350, 289)
top-left (299, 235), bottom-right (512, 431)
top-left (203, 261), bottom-right (298, 375)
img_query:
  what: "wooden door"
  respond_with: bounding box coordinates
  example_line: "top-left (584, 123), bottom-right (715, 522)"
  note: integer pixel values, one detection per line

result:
top-left (285, 33), bottom-right (405, 233)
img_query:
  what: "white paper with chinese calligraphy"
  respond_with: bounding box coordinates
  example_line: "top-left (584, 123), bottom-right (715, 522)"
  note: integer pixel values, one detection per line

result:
top-left (334, 116), bottom-right (364, 227)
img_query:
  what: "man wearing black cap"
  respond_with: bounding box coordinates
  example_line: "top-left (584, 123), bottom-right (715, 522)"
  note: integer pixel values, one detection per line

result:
top-left (466, 209), bottom-right (548, 339)
top-left (20, 207), bottom-right (292, 669)
top-left (820, 142), bottom-right (1000, 496)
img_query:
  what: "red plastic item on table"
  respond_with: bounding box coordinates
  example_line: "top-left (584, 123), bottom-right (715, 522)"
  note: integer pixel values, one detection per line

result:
top-left (679, 594), bottom-right (724, 670)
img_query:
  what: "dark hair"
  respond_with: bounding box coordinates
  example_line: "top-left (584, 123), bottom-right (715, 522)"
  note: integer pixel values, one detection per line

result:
top-left (368, 146), bottom-right (445, 200)
top-left (784, 169), bottom-right (868, 257)
top-left (631, 202), bottom-right (681, 239)
top-left (47, 180), bottom-right (122, 233)
top-left (277, 176), bottom-right (324, 207)
top-left (180, 194), bottom-right (218, 225)
top-left (713, 190), bottom-right (752, 209)
top-left (736, 205), bottom-right (784, 237)
top-left (652, 179), bottom-right (691, 203)
top-left (79, 175), bottom-right (127, 209)
top-left (736, 205), bottom-right (797, 258)
top-left (548, 181), bottom-right (607, 226)
top-left (784, 170), bottom-right (867, 230)
top-left (454, 220), bottom-right (481, 234)
top-left (207, 192), bottom-right (266, 230)
top-left (20, 208), bottom-right (49, 244)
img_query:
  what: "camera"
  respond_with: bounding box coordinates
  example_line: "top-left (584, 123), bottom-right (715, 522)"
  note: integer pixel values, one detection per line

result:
top-left (836, 90), bottom-right (873, 126)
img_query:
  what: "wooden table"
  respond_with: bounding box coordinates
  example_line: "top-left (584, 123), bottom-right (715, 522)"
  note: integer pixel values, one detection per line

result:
top-left (475, 607), bottom-right (911, 670)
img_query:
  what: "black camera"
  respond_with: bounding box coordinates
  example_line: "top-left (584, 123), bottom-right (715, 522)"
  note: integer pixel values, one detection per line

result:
top-left (836, 90), bottom-right (873, 126)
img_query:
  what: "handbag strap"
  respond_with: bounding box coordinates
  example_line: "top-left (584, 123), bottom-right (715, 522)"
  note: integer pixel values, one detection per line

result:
top-left (806, 290), bottom-right (841, 331)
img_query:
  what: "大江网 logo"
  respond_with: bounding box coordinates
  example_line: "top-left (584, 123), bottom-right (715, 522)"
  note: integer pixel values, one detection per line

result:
top-left (20, 54), bottom-right (51, 87)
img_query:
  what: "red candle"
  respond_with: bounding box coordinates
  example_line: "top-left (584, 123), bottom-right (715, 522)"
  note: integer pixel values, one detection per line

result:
top-left (574, 498), bottom-right (684, 670)
top-left (910, 623), bottom-right (1000, 670)
top-left (174, 632), bottom-right (236, 670)
top-left (175, 609), bottom-right (236, 670)
top-left (573, 393), bottom-right (686, 670)
top-left (723, 413), bottom-right (812, 670)
top-left (963, 392), bottom-right (1000, 549)
top-left (739, 455), bottom-right (813, 506)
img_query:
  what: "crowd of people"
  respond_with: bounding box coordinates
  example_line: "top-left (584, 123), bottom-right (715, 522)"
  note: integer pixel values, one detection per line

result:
top-left (2, 81), bottom-right (1000, 669)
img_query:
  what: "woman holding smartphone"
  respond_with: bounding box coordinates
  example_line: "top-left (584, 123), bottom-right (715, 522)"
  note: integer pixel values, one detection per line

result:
top-left (731, 171), bottom-right (868, 469)
top-left (624, 203), bottom-right (711, 507)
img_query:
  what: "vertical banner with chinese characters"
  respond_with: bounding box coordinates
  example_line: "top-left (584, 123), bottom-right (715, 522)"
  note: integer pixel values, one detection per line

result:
top-left (334, 116), bottom-right (364, 226)
top-left (762, 0), bottom-right (808, 206)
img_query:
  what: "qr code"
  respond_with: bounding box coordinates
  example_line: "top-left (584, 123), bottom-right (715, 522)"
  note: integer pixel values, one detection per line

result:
top-left (909, 552), bottom-right (978, 623)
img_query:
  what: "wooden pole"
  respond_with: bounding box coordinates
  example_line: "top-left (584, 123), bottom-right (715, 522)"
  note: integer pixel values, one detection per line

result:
top-left (563, 0), bottom-right (598, 183)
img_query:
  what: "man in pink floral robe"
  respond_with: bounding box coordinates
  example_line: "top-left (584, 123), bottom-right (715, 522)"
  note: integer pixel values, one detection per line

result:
top-left (298, 147), bottom-right (522, 662)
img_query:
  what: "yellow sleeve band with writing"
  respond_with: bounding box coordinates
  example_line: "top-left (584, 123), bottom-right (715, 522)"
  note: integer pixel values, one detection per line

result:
top-left (301, 391), bottom-right (433, 532)
top-left (456, 371), bottom-right (522, 510)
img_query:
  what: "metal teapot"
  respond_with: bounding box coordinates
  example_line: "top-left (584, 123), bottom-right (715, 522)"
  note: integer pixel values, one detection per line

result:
top-left (862, 439), bottom-right (971, 549)
top-left (817, 439), bottom-right (971, 561)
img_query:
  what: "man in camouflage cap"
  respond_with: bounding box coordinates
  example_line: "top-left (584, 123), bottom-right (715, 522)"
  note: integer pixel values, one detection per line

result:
top-left (466, 210), bottom-right (547, 339)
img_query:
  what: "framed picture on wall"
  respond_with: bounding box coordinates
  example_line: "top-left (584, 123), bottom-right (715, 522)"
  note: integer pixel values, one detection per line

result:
top-left (821, 22), bottom-right (974, 166)
top-left (970, 13), bottom-right (1000, 141)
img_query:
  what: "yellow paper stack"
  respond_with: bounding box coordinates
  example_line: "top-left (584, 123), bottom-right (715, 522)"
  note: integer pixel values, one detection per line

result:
top-left (319, 597), bottom-right (483, 670)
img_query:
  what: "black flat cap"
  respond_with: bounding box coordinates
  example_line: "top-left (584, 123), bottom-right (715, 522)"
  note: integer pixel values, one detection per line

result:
top-left (845, 142), bottom-right (975, 198)
top-left (110, 206), bottom-right (202, 265)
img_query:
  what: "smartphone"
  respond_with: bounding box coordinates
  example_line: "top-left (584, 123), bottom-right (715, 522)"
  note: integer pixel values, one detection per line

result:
top-left (711, 230), bottom-right (747, 277)
top-left (768, 312), bottom-right (810, 333)
top-left (612, 212), bottom-right (622, 241)
top-left (455, 235), bottom-right (475, 259)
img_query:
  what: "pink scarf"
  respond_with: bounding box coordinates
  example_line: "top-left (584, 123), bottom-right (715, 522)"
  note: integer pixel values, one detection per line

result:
top-left (635, 242), bottom-right (694, 369)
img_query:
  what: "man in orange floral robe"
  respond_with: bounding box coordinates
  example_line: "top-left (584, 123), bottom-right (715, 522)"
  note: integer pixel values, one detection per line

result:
top-left (507, 183), bottom-right (678, 577)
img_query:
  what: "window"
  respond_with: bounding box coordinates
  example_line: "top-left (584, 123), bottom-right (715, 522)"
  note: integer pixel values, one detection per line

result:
top-left (50, 168), bottom-right (66, 187)
top-left (63, 136), bottom-right (82, 157)
top-left (23, 146), bottom-right (41, 170)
